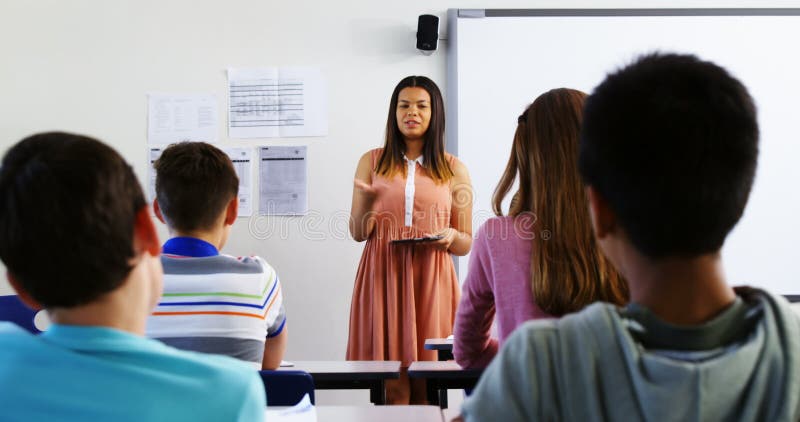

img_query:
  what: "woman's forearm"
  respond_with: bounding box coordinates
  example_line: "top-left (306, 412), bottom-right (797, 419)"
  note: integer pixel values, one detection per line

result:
top-left (448, 229), bottom-right (473, 256)
top-left (349, 201), bottom-right (376, 242)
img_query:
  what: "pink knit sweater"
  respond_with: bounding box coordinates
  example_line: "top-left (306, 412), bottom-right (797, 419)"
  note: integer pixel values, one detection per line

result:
top-left (453, 216), bottom-right (552, 369)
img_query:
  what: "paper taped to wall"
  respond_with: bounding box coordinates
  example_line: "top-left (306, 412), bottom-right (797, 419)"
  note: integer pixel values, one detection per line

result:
top-left (223, 147), bottom-right (255, 217)
top-left (147, 93), bottom-right (218, 144)
top-left (228, 67), bottom-right (327, 138)
top-left (259, 146), bottom-right (308, 215)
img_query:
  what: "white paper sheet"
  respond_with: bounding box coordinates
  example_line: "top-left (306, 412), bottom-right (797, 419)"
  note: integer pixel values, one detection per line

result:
top-left (148, 146), bottom-right (253, 219)
top-left (223, 147), bottom-right (254, 217)
top-left (264, 394), bottom-right (317, 422)
top-left (147, 147), bottom-right (163, 202)
top-left (228, 67), bottom-right (327, 138)
top-left (147, 93), bottom-right (218, 144)
top-left (259, 146), bottom-right (308, 215)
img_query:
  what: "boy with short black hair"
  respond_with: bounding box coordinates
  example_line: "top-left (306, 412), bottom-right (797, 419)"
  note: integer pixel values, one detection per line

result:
top-left (461, 53), bottom-right (800, 421)
top-left (0, 132), bottom-right (265, 421)
top-left (147, 141), bottom-right (287, 370)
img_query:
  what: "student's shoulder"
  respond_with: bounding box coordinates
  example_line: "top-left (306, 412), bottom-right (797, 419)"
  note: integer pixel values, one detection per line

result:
top-left (0, 322), bottom-right (37, 350)
top-left (228, 254), bottom-right (277, 275)
top-left (738, 286), bottom-right (800, 330)
top-left (156, 346), bottom-right (266, 409)
top-left (476, 216), bottom-right (515, 237)
top-left (504, 317), bottom-right (560, 350)
top-left (0, 322), bottom-right (30, 336)
top-left (146, 340), bottom-right (262, 386)
top-left (179, 347), bottom-right (257, 377)
top-left (508, 302), bottom-right (620, 352)
top-left (474, 215), bottom-right (528, 247)
top-left (163, 253), bottom-right (274, 276)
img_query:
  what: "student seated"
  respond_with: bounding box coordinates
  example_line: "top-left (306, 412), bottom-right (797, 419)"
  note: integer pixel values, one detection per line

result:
top-left (146, 142), bottom-right (287, 370)
top-left (0, 132), bottom-right (265, 421)
top-left (453, 88), bottom-right (628, 369)
top-left (460, 53), bottom-right (800, 421)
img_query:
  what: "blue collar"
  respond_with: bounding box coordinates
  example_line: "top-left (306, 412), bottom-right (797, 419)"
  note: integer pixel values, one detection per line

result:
top-left (162, 237), bottom-right (219, 257)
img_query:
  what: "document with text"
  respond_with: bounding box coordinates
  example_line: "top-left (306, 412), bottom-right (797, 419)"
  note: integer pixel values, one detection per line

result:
top-left (147, 147), bottom-right (163, 202)
top-left (228, 67), bottom-right (327, 138)
top-left (258, 146), bottom-right (308, 215)
top-left (147, 93), bottom-right (218, 144)
top-left (223, 147), bottom-right (255, 217)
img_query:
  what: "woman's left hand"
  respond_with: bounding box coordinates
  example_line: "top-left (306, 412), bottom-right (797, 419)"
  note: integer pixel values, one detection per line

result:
top-left (430, 228), bottom-right (457, 251)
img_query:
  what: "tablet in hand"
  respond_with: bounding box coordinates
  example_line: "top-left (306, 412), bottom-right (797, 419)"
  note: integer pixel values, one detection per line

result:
top-left (390, 235), bottom-right (444, 244)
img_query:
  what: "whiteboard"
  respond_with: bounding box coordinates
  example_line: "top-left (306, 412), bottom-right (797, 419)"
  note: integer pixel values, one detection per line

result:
top-left (447, 9), bottom-right (800, 295)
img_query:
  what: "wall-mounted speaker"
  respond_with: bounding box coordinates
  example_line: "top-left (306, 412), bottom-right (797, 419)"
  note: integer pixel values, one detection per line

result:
top-left (416, 14), bottom-right (439, 55)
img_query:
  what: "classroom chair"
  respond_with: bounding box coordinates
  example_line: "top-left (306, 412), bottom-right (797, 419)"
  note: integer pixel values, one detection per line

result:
top-left (0, 295), bottom-right (42, 333)
top-left (258, 370), bottom-right (316, 406)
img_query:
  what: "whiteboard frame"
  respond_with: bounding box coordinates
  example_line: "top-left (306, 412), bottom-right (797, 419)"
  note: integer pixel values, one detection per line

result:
top-left (446, 7), bottom-right (800, 155)
top-left (445, 8), bottom-right (800, 290)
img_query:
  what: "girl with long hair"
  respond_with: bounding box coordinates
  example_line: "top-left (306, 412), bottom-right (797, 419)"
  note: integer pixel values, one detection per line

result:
top-left (453, 88), bottom-right (628, 369)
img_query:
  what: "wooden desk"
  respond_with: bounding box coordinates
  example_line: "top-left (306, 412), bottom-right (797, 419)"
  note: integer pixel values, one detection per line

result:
top-left (267, 405), bottom-right (443, 422)
top-left (278, 361), bottom-right (400, 405)
top-left (408, 361), bottom-right (482, 409)
top-left (424, 338), bottom-right (454, 361)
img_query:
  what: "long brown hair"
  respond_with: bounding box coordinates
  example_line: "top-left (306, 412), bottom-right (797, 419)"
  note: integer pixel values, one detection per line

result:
top-left (375, 76), bottom-right (454, 183)
top-left (493, 88), bottom-right (628, 315)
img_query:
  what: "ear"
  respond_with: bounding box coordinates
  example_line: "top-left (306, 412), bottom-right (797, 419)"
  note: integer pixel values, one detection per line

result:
top-left (152, 199), bottom-right (166, 225)
top-left (134, 206), bottom-right (161, 257)
top-left (7, 273), bottom-right (43, 311)
top-left (223, 196), bottom-right (238, 226)
top-left (586, 186), bottom-right (616, 240)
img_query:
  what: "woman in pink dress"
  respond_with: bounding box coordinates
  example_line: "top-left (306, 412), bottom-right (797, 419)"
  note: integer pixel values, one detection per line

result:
top-left (347, 76), bottom-right (473, 404)
top-left (453, 88), bottom-right (629, 369)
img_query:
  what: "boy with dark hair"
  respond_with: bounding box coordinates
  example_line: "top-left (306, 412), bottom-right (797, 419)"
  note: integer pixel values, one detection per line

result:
top-left (461, 53), bottom-right (800, 421)
top-left (0, 132), bottom-right (265, 421)
top-left (147, 142), bottom-right (287, 370)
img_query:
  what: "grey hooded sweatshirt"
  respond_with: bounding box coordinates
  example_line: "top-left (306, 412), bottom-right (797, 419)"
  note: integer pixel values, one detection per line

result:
top-left (461, 287), bottom-right (800, 421)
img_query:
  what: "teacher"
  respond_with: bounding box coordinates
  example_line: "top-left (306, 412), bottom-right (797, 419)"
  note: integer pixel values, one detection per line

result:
top-left (347, 75), bottom-right (473, 404)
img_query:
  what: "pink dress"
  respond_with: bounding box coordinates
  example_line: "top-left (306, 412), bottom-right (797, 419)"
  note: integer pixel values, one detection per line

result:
top-left (347, 148), bottom-right (460, 366)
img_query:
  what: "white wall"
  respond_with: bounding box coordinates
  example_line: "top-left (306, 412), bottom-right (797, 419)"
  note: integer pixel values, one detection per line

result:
top-left (1, 0), bottom-right (795, 405)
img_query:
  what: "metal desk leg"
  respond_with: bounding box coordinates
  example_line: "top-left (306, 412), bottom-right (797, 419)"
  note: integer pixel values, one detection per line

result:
top-left (426, 379), bottom-right (440, 407)
top-left (438, 385), bottom-right (448, 409)
top-left (370, 380), bottom-right (387, 405)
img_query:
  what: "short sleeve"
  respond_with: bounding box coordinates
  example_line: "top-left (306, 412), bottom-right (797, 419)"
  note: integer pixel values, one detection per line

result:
top-left (256, 258), bottom-right (286, 338)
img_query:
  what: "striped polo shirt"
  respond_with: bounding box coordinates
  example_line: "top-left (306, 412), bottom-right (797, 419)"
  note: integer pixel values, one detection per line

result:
top-left (146, 237), bottom-right (286, 368)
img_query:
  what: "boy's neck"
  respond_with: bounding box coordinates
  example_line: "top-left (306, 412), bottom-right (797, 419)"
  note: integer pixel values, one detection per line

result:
top-left (47, 254), bottom-right (161, 336)
top-left (172, 228), bottom-right (225, 251)
top-left (625, 252), bottom-right (736, 326)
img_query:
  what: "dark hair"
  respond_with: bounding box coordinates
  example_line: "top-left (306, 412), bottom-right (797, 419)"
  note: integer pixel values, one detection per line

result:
top-left (579, 52), bottom-right (759, 258)
top-left (493, 88), bottom-right (628, 315)
top-left (154, 142), bottom-right (238, 232)
top-left (0, 132), bottom-right (146, 307)
top-left (375, 75), bottom-right (454, 183)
